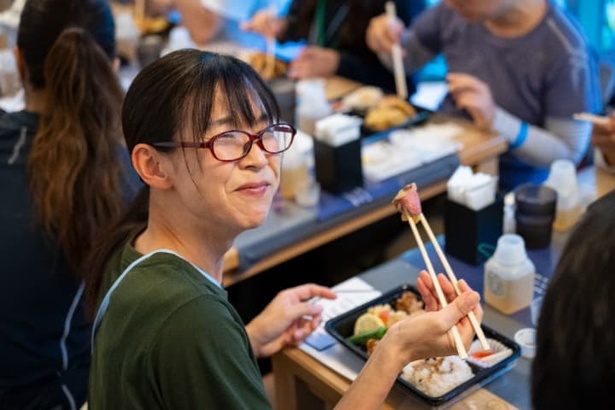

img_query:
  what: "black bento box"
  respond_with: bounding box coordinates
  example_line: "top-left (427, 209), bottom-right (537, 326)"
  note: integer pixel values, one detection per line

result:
top-left (324, 284), bottom-right (521, 408)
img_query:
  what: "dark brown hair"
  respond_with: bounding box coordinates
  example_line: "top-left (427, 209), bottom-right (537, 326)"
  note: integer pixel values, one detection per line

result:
top-left (84, 49), bottom-right (280, 317)
top-left (531, 190), bottom-right (615, 408)
top-left (18, 0), bottom-right (126, 277)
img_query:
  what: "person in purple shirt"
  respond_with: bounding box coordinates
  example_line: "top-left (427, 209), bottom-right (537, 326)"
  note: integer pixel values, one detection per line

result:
top-left (367, 0), bottom-right (601, 192)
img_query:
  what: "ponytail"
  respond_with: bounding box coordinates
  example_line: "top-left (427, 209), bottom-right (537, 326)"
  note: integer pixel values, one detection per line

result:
top-left (84, 187), bottom-right (150, 319)
top-left (27, 27), bottom-right (126, 279)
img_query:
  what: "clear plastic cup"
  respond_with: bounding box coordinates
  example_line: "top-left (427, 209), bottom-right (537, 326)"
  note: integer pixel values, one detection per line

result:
top-left (544, 159), bottom-right (577, 192)
top-left (544, 159), bottom-right (582, 231)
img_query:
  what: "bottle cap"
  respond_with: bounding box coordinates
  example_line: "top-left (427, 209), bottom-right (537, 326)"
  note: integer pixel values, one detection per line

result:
top-left (493, 233), bottom-right (527, 266)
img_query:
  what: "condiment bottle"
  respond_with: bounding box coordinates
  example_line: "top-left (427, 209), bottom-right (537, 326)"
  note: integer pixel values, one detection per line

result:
top-left (484, 234), bottom-right (535, 314)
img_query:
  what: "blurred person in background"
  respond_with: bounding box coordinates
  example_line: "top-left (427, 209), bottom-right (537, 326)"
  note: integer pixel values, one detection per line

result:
top-left (366, 0), bottom-right (601, 192)
top-left (0, 0), bottom-right (140, 408)
top-left (242, 0), bottom-right (426, 94)
top-left (532, 188), bottom-right (615, 408)
top-left (588, 112), bottom-right (615, 170)
top-left (584, 112), bottom-right (615, 195)
top-left (149, 0), bottom-right (291, 49)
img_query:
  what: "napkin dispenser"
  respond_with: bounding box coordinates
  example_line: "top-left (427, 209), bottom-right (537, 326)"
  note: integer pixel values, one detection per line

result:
top-left (444, 166), bottom-right (502, 265)
top-left (313, 114), bottom-right (364, 194)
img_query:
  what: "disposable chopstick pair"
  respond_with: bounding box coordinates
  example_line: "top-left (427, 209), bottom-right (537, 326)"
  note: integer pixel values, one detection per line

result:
top-left (384, 2), bottom-right (408, 100)
top-left (265, 37), bottom-right (276, 80)
top-left (264, 5), bottom-right (277, 80)
top-left (403, 209), bottom-right (490, 358)
top-left (573, 112), bottom-right (610, 125)
top-left (416, 213), bottom-right (490, 351)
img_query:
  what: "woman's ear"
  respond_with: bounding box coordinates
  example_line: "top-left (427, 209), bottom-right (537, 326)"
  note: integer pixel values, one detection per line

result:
top-left (131, 143), bottom-right (174, 190)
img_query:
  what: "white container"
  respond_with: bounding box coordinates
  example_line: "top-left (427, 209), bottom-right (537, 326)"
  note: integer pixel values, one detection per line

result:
top-left (543, 159), bottom-right (582, 231)
top-left (295, 78), bottom-right (331, 136)
top-left (514, 328), bottom-right (536, 359)
top-left (279, 145), bottom-right (309, 200)
top-left (484, 234), bottom-right (535, 315)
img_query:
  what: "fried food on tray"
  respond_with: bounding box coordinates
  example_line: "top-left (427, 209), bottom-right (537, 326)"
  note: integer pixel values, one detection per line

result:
top-left (363, 95), bottom-right (417, 131)
top-left (341, 86), bottom-right (384, 111)
top-left (378, 96), bottom-right (416, 117)
top-left (353, 291), bottom-right (425, 352)
top-left (366, 338), bottom-right (380, 356)
top-left (248, 52), bottom-right (288, 81)
top-left (364, 107), bottom-right (407, 130)
top-left (134, 17), bottom-right (170, 34)
top-left (395, 289), bottom-right (424, 314)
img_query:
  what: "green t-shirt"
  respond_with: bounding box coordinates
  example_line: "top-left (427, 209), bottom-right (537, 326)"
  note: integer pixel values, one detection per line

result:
top-left (88, 244), bottom-right (271, 409)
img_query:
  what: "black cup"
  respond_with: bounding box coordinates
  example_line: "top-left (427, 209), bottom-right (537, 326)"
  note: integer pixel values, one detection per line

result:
top-left (137, 35), bottom-right (164, 69)
top-left (515, 183), bottom-right (557, 216)
top-left (268, 77), bottom-right (296, 125)
top-left (514, 183), bottom-right (557, 249)
top-left (515, 213), bottom-right (554, 249)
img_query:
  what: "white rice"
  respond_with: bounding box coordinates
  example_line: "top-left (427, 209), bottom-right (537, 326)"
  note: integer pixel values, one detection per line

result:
top-left (401, 356), bottom-right (474, 397)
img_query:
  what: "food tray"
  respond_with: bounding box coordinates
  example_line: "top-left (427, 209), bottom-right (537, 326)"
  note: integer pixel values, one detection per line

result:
top-left (324, 284), bottom-right (521, 407)
top-left (358, 104), bottom-right (431, 138)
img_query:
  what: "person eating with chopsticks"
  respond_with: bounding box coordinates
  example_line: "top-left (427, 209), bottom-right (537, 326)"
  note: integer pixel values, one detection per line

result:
top-left (366, 0), bottom-right (601, 193)
top-left (85, 48), bottom-right (483, 409)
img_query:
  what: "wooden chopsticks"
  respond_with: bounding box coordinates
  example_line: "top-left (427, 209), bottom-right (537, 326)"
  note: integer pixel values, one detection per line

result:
top-left (385, 2), bottom-right (408, 100)
top-left (403, 209), bottom-right (490, 358)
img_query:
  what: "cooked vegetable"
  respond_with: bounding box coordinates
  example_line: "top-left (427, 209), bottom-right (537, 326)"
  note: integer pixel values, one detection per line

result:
top-left (347, 326), bottom-right (387, 345)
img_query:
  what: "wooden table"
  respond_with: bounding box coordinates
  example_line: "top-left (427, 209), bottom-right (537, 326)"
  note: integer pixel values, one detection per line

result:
top-left (270, 253), bottom-right (528, 410)
top-left (270, 165), bottom-right (612, 410)
top-left (222, 116), bottom-right (507, 286)
top-left (271, 347), bottom-right (516, 410)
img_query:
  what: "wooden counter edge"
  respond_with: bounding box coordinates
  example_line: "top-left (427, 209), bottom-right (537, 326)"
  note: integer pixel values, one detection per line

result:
top-left (271, 347), bottom-right (407, 410)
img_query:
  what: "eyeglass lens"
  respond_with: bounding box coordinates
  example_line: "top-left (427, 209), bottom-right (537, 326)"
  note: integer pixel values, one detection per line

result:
top-left (214, 124), bottom-right (294, 161)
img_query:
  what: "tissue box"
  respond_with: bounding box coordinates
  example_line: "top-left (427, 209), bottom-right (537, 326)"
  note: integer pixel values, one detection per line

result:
top-left (313, 137), bottom-right (363, 194)
top-left (444, 196), bottom-right (503, 265)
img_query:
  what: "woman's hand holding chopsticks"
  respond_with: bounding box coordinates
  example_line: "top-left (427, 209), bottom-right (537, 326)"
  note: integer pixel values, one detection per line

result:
top-left (380, 271), bottom-right (482, 363)
top-left (415, 270), bottom-right (484, 355)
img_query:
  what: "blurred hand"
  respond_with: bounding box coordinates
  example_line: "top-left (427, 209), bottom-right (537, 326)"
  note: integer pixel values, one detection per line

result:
top-left (447, 72), bottom-right (496, 130)
top-left (288, 46), bottom-right (340, 79)
top-left (366, 13), bottom-right (405, 54)
top-left (591, 113), bottom-right (615, 166)
top-left (384, 270), bottom-right (482, 362)
top-left (246, 284), bottom-right (336, 358)
top-left (241, 9), bottom-right (286, 39)
top-left (147, 0), bottom-right (175, 15)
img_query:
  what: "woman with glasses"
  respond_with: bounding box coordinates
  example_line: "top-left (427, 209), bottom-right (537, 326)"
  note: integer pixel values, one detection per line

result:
top-left (85, 49), bottom-right (482, 409)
